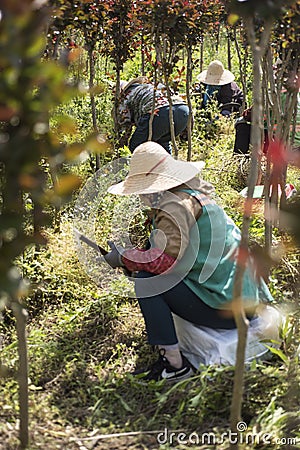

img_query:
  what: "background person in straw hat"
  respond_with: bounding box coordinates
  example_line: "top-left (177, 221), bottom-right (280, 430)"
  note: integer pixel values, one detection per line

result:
top-left (116, 76), bottom-right (190, 154)
top-left (103, 141), bottom-right (273, 382)
top-left (195, 60), bottom-right (244, 116)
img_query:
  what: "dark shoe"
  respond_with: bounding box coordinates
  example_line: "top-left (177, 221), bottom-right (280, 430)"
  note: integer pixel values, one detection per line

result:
top-left (132, 350), bottom-right (195, 382)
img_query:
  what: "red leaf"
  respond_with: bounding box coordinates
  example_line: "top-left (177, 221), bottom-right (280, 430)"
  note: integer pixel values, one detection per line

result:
top-left (236, 246), bottom-right (249, 268)
top-left (244, 197), bottom-right (254, 215)
top-left (268, 139), bottom-right (287, 169)
top-left (0, 105), bottom-right (16, 121)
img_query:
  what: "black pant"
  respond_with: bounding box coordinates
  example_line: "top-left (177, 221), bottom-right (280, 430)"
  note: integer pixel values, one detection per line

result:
top-left (129, 104), bottom-right (190, 154)
top-left (135, 271), bottom-right (238, 346)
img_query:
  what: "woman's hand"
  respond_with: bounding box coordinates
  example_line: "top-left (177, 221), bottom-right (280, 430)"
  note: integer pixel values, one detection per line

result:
top-left (104, 241), bottom-right (125, 268)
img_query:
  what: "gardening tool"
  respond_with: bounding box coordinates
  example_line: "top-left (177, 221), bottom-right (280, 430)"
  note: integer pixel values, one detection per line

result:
top-left (73, 228), bottom-right (132, 277)
top-left (73, 228), bottom-right (108, 255)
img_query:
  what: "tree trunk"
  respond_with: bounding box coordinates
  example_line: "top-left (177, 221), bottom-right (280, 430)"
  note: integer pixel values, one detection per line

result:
top-left (263, 48), bottom-right (297, 236)
top-left (12, 301), bottom-right (29, 449)
top-left (52, 32), bottom-right (61, 59)
top-left (113, 70), bottom-right (121, 158)
top-left (166, 86), bottom-right (177, 157)
top-left (229, 17), bottom-right (273, 450)
top-left (186, 44), bottom-right (193, 161)
top-left (264, 153), bottom-right (272, 253)
top-left (141, 31), bottom-right (145, 75)
top-left (233, 26), bottom-right (247, 111)
top-left (88, 45), bottom-right (100, 171)
top-left (199, 36), bottom-right (204, 72)
top-left (227, 30), bottom-right (232, 71)
top-left (215, 24), bottom-right (220, 52)
top-left (48, 164), bottom-right (61, 233)
top-left (148, 63), bottom-right (158, 142)
top-left (160, 38), bottom-right (178, 156)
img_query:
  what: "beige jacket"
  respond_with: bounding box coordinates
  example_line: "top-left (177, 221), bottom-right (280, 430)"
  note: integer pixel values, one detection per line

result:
top-left (149, 177), bottom-right (214, 259)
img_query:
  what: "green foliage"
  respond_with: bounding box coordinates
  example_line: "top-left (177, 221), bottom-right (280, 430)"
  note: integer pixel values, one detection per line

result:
top-left (50, 90), bottom-right (113, 143)
top-left (0, 2), bottom-right (87, 302)
top-left (281, 193), bottom-right (300, 245)
top-left (1, 2), bottom-right (300, 448)
top-left (1, 140), bottom-right (299, 448)
top-left (227, 0), bottom-right (296, 20)
top-left (138, 0), bottom-right (225, 48)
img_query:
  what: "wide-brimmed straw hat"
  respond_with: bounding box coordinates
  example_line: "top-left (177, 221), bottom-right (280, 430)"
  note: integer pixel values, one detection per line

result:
top-left (197, 60), bottom-right (235, 86)
top-left (120, 76), bottom-right (149, 93)
top-left (108, 142), bottom-right (205, 195)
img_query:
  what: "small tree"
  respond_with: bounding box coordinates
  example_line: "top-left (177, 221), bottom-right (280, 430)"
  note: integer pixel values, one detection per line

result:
top-left (101, 0), bottom-right (139, 153)
top-left (135, 0), bottom-right (224, 157)
top-left (47, 0), bottom-right (107, 170)
top-left (262, 4), bottom-right (299, 252)
top-left (226, 1), bottom-right (297, 448)
top-left (0, 1), bottom-right (85, 447)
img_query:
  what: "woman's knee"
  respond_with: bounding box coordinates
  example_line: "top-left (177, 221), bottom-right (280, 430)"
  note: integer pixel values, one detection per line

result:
top-left (134, 271), bottom-right (155, 297)
top-left (135, 270), bottom-right (153, 279)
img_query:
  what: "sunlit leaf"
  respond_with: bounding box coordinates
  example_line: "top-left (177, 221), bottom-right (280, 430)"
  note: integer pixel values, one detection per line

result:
top-left (85, 133), bottom-right (113, 154)
top-left (264, 345), bottom-right (288, 364)
top-left (18, 174), bottom-right (39, 189)
top-left (228, 13), bottom-right (240, 25)
top-left (25, 35), bottom-right (46, 58)
top-left (64, 143), bottom-right (85, 160)
top-left (54, 174), bottom-right (82, 196)
top-left (68, 47), bottom-right (84, 63)
top-left (89, 84), bottom-right (106, 95)
top-left (55, 116), bottom-right (78, 135)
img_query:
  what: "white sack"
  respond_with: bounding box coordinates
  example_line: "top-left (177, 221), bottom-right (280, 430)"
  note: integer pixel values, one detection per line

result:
top-left (173, 305), bottom-right (284, 369)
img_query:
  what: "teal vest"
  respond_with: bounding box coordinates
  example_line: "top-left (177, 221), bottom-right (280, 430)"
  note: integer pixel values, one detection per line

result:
top-left (173, 189), bottom-right (273, 309)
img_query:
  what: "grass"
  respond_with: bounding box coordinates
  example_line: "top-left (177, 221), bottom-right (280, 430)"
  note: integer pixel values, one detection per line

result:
top-left (1, 125), bottom-right (300, 449)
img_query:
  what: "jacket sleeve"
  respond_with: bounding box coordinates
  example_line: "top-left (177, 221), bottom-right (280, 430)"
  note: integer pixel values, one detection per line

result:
top-left (121, 192), bottom-right (201, 274)
top-left (218, 82), bottom-right (243, 106)
top-left (232, 82), bottom-right (244, 105)
top-left (122, 248), bottom-right (176, 274)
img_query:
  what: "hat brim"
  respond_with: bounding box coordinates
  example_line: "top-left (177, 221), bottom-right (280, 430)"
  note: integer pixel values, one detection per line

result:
top-left (119, 80), bottom-right (128, 91)
top-left (197, 69), bottom-right (235, 86)
top-left (108, 160), bottom-right (205, 195)
top-left (121, 76), bottom-right (149, 93)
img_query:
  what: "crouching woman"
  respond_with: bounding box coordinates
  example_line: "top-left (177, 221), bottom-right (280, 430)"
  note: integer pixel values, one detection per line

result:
top-left (104, 142), bottom-right (273, 382)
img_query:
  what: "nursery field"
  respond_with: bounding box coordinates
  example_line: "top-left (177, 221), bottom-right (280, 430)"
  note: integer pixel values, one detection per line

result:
top-left (1, 1), bottom-right (300, 449)
top-left (1, 124), bottom-right (299, 449)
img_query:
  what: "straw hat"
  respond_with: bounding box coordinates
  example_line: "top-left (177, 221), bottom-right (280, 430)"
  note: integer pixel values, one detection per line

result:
top-left (119, 80), bottom-right (129, 91)
top-left (197, 60), bottom-right (235, 86)
top-left (120, 76), bottom-right (149, 93)
top-left (108, 142), bottom-right (205, 195)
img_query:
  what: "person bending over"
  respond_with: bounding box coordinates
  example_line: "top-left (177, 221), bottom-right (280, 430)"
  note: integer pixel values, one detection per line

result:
top-left (116, 77), bottom-right (190, 154)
